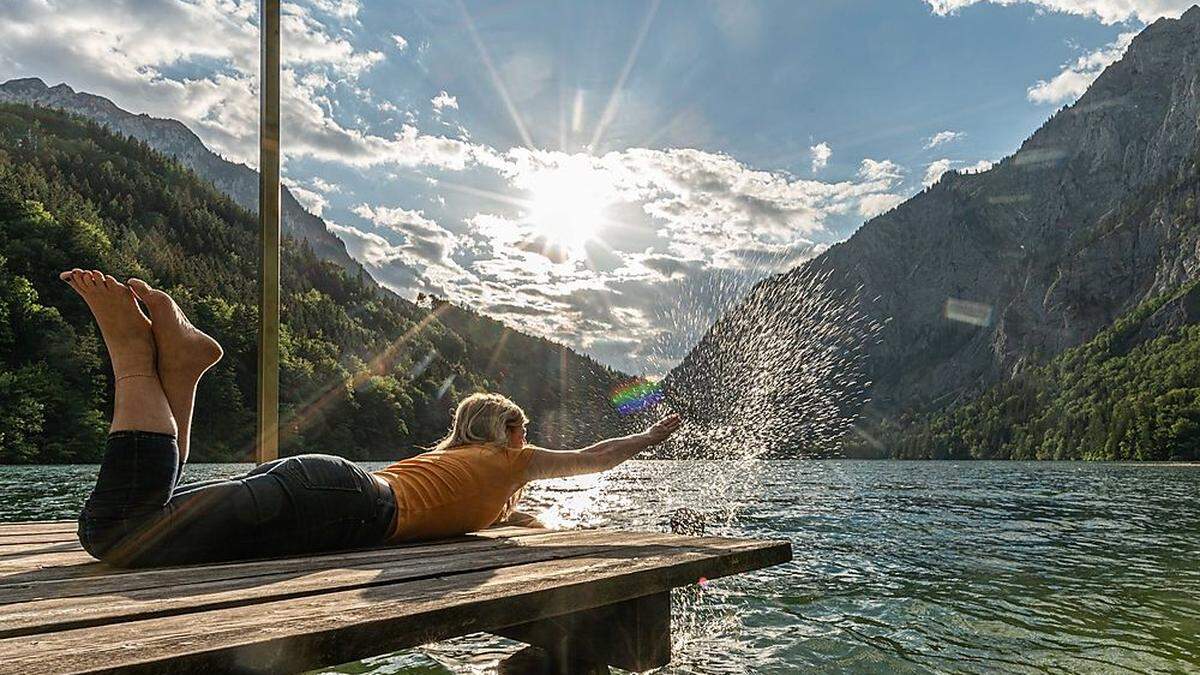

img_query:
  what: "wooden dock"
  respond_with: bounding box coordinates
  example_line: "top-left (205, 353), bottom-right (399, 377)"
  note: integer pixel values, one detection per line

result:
top-left (0, 520), bottom-right (791, 674)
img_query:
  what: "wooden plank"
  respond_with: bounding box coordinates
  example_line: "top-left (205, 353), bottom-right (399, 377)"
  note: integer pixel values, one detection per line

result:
top-left (498, 591), bottom-right (670, 672)
top-left (0, 553), bottom-right (107, 579)
top-left (0, 527), bottom-right (550, 605)
top-left (0, 540), bottom-right (82, 557)
top-left (0, 521), bottom-right (77, 536)
top-left (0, 530), bottom-right (674, 637)
top-left (0, 536), bottom-right (791, 674)
top-left (0, 531), bottom-right (78, 544)
top-left (0, 526), bottom-right (542, 582)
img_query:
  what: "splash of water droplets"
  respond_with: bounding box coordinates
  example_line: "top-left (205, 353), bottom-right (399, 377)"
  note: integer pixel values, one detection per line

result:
top-left (651, 263), bottom-right (881, 462)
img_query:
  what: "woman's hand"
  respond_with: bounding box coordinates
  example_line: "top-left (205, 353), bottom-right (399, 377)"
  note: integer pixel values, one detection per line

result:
top-left (643, 413), bottom-right (682, 445)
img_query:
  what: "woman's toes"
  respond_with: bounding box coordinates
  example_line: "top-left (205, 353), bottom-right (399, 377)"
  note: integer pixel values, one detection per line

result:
top-left (127, 278), bottom-right (171, 314)
top-left (127, 278), bottom-right (163, 302)
top-left (127, 278), bottom-right (151, 298)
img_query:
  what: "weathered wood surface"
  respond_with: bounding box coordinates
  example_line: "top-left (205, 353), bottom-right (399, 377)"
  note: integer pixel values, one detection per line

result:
top-left (0, 526), bottom-right (535, 580)
top-left (0, 520), bottom-right (791, 675)
top-left (0, 521), bottom-right (77, 536)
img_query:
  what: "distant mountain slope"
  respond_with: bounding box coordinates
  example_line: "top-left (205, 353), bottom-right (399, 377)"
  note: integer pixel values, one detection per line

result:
top-left (666, 7), bottom-right (1200, 458)
top-left (885, 280), bottom-right (1200, 460)
top-left (0, 103), bottom-right (624, 463)
top-left (0, 78), bottom-right (360, 276)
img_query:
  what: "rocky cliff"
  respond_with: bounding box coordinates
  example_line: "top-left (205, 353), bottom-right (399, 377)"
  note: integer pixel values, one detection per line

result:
top-left (665, 7), bottom-right (1200, 456)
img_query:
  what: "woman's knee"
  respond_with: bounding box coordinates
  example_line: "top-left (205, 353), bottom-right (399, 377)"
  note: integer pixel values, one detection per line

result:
top-left (77, 514), bottom-right (132, 566)
top-left (84, 431), bottom-right (180, 519)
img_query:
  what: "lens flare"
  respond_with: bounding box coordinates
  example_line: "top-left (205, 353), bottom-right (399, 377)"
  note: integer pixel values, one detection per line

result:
top-left (611, 378), bottom-right (664, 415)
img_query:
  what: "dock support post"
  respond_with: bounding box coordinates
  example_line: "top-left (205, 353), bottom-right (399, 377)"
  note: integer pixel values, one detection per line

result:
top-left (256, 0), bottom-right (281, 464)
top-left (495, 592), bottom-right (671, 674)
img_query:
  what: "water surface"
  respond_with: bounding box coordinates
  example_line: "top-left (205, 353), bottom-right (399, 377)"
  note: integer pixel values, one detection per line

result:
top-left (3, 460), bottom-right (1197, 674)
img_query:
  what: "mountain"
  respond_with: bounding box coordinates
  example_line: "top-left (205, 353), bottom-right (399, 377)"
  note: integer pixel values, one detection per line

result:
top-left (664, 7), bottom-right (1200, 459)
top-left (886, 279), bottom-right (1200, 460)
top-left (0, 102), bottom-right (624, 463)
top-left (0, 77), bottom-right (360, 276)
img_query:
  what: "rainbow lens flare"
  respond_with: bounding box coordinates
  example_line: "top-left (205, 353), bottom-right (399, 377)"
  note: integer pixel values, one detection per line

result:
top-left (611, 378), bottom-right (664, 415)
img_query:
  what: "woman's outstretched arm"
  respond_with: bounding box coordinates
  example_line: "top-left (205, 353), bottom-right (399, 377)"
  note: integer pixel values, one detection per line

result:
top-left (525, 413), bottom-right (682, 481)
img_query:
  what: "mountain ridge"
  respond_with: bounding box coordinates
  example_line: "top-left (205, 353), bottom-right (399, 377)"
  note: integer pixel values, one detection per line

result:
top-left (664, 6), bottom-right (1200, 457)
top-left (0, 77), bottom-right (364, 277)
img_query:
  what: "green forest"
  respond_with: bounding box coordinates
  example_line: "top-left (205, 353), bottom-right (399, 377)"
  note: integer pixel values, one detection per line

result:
top-left (873, 281), bottom-right (1200, 461)
top-left (0, 103), bottom-right (624, 463)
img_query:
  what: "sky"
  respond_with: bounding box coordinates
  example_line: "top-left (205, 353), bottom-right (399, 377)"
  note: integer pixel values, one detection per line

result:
top-left (0, 0), bottom-right (1191, 374)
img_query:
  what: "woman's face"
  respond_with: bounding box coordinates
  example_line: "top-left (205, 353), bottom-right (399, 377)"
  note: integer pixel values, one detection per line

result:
top-left (507, 423), bottom-right (527, 449)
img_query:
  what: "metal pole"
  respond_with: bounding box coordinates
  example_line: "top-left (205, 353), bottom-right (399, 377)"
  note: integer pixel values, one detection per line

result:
top-left (257, 0), bottom-right (281, 464)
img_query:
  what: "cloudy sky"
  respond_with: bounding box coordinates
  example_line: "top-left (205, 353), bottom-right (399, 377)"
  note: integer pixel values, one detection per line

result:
top-left (0, 0), bottom-right (1188, 374)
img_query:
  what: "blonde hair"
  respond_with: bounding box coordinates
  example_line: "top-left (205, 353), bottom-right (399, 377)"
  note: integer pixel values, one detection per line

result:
top-left (434, 392), bottom-right (528, 451)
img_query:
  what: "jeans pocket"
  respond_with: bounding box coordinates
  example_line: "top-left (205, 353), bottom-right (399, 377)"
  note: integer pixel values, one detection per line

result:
top-left (278, 455), bottom-right (364, 493)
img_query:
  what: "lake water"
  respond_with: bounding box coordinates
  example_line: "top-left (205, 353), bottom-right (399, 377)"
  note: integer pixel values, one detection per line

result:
top-left (3, 460), bottom-right (1198, 674)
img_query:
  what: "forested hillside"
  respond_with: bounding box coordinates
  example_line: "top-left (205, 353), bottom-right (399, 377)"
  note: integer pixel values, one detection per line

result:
top-left (0, 78), bottom-right (366, 277)
top-left (0, 103), bottom-right (623, 463)
top-left (871, 280), bottom-right (1200, 460)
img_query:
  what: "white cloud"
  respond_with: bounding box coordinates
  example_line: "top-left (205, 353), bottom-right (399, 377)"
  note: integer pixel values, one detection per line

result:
top-left (282, 4), bottom-right (383, 75)
top-left (1027, 32), bottom-right (1135, 105)
top-left (310, 177), bottom-right (342, 194)
top-left (857, 158), bottom-right (904, 184)
top-left (852, 160), bottom-right (906, 218)
top-left (925, 0), bottom-right (1192, 24)
top-left (351, 204), bottom-right (462, 262)
top-left (338, 205), bottom-right (476, 297)
top-left (925, 130), bottom-right (965, 149)
top-left (328, 220), bottom-right (461, 297)
top-left (431, 90), bottom-right (459, 111)
top-left (810, 142), bottom-right (832, 172)
top-left (0, 0), bottom-right (489, 171)
top-left (409, 144), bottom-right (912, 371)
top-left (290, 185), bottom-right (329, 216)
top-left (924, 158), bottom-right (954, 187)
top-left (922, 157), bottom-right (994, 187)
top-left (858, 193), bottom-right (906, 218)
top-left (307, 0), bottom-right (362, 19)
top-left (392, 34), bottom-right (409, 51)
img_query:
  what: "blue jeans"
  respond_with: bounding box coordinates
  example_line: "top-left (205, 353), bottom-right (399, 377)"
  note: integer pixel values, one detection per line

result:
top-left (78, 431), bottom-right (396, 567)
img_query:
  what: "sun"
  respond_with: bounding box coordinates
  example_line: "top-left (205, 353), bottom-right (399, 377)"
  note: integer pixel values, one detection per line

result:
top-left (523, 164), bottom-right (612, 253)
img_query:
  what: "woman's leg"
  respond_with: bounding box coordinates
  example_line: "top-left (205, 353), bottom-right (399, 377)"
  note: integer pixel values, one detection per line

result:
top-left (63, 269), bottom-right (180, 564)
top-left (66, 270), bottom-right (391, 566)
top-left (60, 269), bottom-right (175, 435)
top-left (87, 454), bottom-right (394, 567)
top-left (127, 279), bottom-right (222, 465)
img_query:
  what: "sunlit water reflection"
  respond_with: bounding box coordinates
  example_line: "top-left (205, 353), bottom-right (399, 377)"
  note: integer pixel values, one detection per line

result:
top-left (3, 461), bottom-right (1198, 674)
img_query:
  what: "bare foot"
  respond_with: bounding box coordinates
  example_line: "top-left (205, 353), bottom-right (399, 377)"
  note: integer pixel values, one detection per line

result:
top-left (126, 279), bottom-right (223, 378)
top-left (59, 269), bottom-right (156, 376)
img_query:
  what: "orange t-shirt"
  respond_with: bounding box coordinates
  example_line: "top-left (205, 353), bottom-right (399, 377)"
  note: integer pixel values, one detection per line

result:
top-left (372, 444), bottom-right (534, 543)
